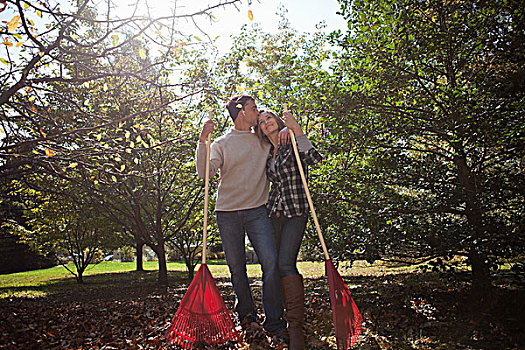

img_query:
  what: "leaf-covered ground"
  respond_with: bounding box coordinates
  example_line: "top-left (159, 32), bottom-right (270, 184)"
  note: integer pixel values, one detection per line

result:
top-left (0, 267), bottom-right (523, 349)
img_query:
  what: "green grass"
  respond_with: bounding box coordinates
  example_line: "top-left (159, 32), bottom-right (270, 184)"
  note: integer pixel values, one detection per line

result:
top-left (0, 261), bottom-right (170, 298)
top-left (0, 261), bottom-right (176, 287)
top-left (0, 258), bottom-right (466, 300)
top-left (0, 260), bottom-right (264, 299)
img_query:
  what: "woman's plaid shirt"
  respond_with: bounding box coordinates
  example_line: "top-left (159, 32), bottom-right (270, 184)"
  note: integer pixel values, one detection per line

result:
top-left (266, 138), bottom-right (322, 218)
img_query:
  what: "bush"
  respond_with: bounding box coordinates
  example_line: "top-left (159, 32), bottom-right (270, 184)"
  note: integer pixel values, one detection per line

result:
top-left (167, 247), bottom-right (181, 262)
top-left (119, 246), bottom-right (135, 262)
top-left (87, 249), bottom-right (104, 264)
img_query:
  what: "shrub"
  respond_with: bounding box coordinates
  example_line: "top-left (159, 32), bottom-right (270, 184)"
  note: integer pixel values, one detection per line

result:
top-left (119, 246), bottom-right (135, 262)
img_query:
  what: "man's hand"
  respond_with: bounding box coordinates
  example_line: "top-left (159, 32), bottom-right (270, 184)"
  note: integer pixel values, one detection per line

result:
top-left (199, 119), bottom-right (215, 143)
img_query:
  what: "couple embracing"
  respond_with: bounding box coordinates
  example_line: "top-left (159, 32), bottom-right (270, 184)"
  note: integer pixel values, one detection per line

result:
top-left (196, 94), bottom-right (322, 349)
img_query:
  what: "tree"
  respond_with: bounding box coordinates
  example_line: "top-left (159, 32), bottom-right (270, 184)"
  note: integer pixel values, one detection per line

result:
top-left (0, 0), bottom-right (240, 180)
top-left (0, 178), bottom-right (55, 273)
top-left (321, 0), bottom-right (525, 297)
top-left (14, 179), bottom-right (121, 283)
top-left (208, 14), bottom-right (341, 263)
top-left (204, 2), bottom-right (524, 301)
top-left (1, 0), bottom-right (242, 284)
top-left (212, 12), bottom-right (333, 117)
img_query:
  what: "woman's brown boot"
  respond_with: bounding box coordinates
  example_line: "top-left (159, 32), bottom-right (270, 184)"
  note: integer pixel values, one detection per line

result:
top-left (281, 274), bottom-right (305, 350)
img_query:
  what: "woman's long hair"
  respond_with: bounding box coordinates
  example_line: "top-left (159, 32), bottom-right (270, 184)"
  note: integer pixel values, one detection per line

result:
top-left (256, 110), bottom-right (285, 143)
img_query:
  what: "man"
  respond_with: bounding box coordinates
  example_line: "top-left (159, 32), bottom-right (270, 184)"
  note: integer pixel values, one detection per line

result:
top-left (196, 95), bottom-right (287, 339)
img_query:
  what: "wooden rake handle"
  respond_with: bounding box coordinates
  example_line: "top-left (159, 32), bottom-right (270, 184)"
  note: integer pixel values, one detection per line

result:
top-left (202, 112), bottom-right (212, 265)
top-left (284, 105), bottom-right (330, 261)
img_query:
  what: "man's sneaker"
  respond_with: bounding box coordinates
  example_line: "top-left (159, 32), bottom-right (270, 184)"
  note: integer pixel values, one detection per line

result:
top-left (241, 319), bottom-right (263, 332)
top-left (241, 317), bottom-right (264, 344)
top-left (267, 327), bottom-right (290, 344)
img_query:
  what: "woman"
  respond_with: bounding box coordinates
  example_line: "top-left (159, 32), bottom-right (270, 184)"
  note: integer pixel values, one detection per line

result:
top-left (257, 110), bottom-right (322, 350)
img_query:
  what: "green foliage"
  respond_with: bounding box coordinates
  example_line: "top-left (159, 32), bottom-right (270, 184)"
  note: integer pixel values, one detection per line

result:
top-left (1, 1), bottom-right (228, 283)
top-left (119, 246), bottom-right (135, 262)
top-left (216, 15), bottom-right (333, 122)
top-left (14, 178), bottom-right (120, 283)
top-left (1, 0), bottom-right (523, 297)
top-left (321, 0), bottom-right (525, 289)
top-left (209, 2), bottom-right (524, 295)
top-left (212, 16), bottom-right (339, 263)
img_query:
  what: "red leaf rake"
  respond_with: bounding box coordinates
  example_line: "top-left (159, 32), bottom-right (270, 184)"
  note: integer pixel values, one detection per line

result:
top-left (166, 131), bottom-right (240, 348)
top-left (286, 105), bottom-right (363, 349)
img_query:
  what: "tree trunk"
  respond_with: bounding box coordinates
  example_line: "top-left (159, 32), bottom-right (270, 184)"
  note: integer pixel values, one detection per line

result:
top-left (155, 243), bottom-right (168, 286)
top-left (468, 249), bottom-right (492, 301)
top-left (454, 153), bottom-right (492, 298)
top-left (136, 241), bottom-right (144, 272)
top-left (185, 257), bottom-right (195, 280)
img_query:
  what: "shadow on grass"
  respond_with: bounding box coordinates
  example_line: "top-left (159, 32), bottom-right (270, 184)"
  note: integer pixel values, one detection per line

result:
top-left (0, 269), bottom-right (193, 304)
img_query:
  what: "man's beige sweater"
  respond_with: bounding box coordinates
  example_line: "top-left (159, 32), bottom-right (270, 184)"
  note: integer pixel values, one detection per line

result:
top-left (196, 128), bottom-right (271, 211)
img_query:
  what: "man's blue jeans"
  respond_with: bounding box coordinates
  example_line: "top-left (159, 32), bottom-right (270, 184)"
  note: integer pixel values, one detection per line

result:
top-left (271, 212), bottom-right (308, 277)
top-left (216, 205), bottom-right (286, 333)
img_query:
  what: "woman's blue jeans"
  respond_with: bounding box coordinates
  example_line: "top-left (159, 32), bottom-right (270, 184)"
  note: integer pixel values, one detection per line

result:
top-left (271, 212), bottom-right (308, 277)
top-left (216, 205), bottom-right (286, 333)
